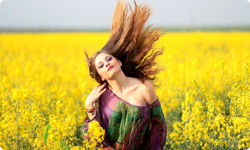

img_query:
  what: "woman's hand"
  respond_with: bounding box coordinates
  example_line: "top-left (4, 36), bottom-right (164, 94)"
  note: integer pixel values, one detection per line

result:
top-left (85, 83), bottom-right (106, 109)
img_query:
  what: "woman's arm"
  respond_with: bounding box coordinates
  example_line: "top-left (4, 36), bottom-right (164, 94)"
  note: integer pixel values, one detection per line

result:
top-left (84, 83), bottom-right (106, 120)
top-left (85, 102), bottom-right (97, 120)
top-left (83, 101), bottom-right (100, 132)
top-left (142, 80), bottom-right (167, 149)
top-left (82, 83), bottom-right (106, 147)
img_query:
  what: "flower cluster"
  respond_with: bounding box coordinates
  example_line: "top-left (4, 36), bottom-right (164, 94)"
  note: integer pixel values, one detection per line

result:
top-left (83, 121), bottom-right (105, 149)
top-left (169, 61), bottom-right (250, 149)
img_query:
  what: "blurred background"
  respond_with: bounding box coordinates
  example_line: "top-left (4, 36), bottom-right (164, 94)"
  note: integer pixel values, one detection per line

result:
top-left (1, 0), bottom-right (250, 32)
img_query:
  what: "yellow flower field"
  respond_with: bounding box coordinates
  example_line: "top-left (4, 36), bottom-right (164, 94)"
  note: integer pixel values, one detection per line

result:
top-left (0, 31), bottom-right (249, 149)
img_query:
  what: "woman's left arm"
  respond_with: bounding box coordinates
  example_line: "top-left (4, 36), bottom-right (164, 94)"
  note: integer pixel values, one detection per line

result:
top-left (142, 80), bottom-right (168, 149)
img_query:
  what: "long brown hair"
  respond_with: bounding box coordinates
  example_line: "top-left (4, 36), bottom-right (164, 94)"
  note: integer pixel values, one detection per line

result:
top-left (84, 0), bottom-right (165, 88)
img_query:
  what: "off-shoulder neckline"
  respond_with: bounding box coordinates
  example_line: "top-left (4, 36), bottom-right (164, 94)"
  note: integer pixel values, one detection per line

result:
top-left (108, 87), bottom-right (159, 108)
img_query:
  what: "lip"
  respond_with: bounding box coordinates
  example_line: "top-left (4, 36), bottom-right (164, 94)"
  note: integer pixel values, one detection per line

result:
top-left (108, 66), bottom-right (114, 71)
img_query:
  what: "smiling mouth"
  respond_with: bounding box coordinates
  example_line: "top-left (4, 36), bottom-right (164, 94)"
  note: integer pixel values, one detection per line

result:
top-left (108, 66), bottom-right (114, 71)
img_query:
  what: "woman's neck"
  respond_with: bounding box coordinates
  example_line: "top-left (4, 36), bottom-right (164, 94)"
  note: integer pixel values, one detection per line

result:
top-left (107, 70), bottom-right (129, 94)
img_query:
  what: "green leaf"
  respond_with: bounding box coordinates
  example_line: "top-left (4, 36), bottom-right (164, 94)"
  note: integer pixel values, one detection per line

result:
top-left (44, 124), bottom-right (52, 146)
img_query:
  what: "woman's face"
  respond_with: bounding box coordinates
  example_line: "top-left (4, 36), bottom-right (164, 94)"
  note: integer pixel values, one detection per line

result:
top-left (94, 53), bottom-right (122, 81)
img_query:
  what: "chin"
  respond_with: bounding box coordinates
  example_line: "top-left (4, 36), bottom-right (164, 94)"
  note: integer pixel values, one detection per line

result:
top-left (107, 67), bottom-right (121, 79)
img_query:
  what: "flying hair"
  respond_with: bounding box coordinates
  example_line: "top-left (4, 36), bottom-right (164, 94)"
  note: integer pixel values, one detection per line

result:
top-left (84, 0), bottom-right (165, 88)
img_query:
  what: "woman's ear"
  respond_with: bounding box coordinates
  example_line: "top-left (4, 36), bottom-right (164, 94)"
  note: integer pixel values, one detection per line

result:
top-left (118, 59), bottom-right (122, 66)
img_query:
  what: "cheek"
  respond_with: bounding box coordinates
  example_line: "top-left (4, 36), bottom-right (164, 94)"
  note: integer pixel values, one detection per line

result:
top-left (112, 59), bottom-right (119, 65)
top-left (97, 69), bottom-right (105, 77)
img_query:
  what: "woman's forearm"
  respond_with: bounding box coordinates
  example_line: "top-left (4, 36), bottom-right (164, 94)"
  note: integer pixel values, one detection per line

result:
top-left (85, 102), bottom-right (97, 120)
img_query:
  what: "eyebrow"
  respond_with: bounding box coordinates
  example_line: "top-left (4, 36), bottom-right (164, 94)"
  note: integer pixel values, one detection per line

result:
top-left (98, 55), bottom-right (109, 65)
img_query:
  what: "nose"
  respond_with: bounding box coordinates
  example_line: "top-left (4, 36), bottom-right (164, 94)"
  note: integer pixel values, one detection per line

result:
top-left (105, 61), bottom-right (110, 68)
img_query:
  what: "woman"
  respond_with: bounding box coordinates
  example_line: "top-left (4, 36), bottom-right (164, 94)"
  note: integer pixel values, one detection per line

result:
top-left (82, 0), bottom-right (167, 149)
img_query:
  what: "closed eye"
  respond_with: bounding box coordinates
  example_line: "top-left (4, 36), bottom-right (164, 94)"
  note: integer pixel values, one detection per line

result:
top-left (98, 56), bottom-right (112, 69)
top-left (98, 63), bottom-right (104, 68)
top-left (106, 56), bottom-right (112, 61)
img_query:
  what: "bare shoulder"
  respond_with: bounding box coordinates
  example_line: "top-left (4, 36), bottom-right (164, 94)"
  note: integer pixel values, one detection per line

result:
top-left (139, 80), bottom-right (158, 105)
top-left (126, 77), bottom-right (157, 106)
